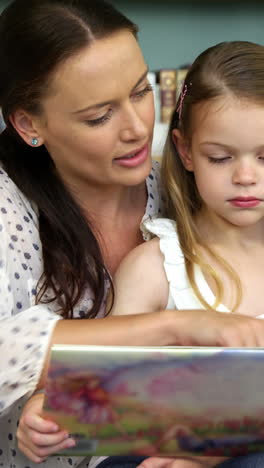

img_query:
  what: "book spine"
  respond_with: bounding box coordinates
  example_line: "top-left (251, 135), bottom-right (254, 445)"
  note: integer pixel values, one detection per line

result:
top-left (147, 71), bottom-right (160, 123)
top-left (159, 69), bottom-right (177, 123)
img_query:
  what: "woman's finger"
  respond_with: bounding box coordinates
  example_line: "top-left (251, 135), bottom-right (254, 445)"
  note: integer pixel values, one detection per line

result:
top-left (137, 457), bottom-right (176, 468)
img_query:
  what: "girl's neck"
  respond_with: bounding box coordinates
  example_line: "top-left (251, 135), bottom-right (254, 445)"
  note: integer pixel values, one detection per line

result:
top-left (196, 207), bottom-right (264, 250)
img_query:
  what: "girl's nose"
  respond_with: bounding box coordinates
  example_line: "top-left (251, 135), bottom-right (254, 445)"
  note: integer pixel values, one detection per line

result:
top-left (232, 163), bottom-right (257, 186)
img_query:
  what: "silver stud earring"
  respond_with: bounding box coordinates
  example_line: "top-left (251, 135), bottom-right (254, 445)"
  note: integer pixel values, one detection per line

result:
top-left (31, 138), bottom-right (38, 146)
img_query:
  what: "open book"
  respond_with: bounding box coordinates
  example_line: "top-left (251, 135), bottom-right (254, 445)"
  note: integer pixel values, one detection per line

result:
top-left (43, 344), bottom-right (264, 457)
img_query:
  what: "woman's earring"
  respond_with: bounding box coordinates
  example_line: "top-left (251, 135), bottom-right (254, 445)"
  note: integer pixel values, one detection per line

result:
top-left (31, 138), bottom-right (38, 146)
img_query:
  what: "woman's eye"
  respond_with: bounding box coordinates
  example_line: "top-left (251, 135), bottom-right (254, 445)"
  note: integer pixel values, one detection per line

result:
top-left (83, 84), bottom-right (153, 126)
top-left (208, 156), bottom-right (230, 164)
top-left (85, 110), bottom-right (113, 127)
top-left (133, 84), bottom-right (153, 99)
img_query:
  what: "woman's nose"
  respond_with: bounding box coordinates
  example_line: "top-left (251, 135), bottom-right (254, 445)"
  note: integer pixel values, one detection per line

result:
top-left (120, 105), bottom-right (149, 142)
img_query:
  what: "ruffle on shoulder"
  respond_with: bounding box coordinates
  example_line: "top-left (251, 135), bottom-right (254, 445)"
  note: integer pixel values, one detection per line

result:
top-left (141, 217), bottom-right (230, 311)
top-left (142, 217), bottom-right (190, 294)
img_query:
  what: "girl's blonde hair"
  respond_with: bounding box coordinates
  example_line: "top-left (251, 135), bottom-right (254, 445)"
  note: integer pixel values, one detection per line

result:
top-left (162, 41), bottom-right (264, 311)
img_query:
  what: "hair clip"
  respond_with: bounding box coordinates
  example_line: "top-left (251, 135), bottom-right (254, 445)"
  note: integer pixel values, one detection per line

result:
top-left (176, 84), bottom-right (188, 119)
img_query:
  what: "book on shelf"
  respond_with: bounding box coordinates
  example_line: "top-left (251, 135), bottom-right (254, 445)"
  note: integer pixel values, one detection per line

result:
top-left (148, 67), bottom-right (189, 124)
top-left (159, 68), bottom-right (177, 124)
top-left (147, 71), bottom-right (160, 123)
top-left (149, 67), bottom-right (189, 158)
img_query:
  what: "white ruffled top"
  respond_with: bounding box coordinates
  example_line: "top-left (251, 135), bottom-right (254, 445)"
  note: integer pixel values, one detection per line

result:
top-left (143, 217), bottom-right (231, 312)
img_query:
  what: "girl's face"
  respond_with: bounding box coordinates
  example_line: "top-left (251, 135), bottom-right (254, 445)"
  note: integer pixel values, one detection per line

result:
top-left (176, 96), bottom-right (264, 229)
top-left (30, 30), bottom-right (155, 193)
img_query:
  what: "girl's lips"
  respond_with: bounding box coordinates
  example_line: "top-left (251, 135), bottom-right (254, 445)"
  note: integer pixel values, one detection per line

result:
top-left (229, 198), bottom-right (261, 208)
top-left (114, 144), bottom-right (149, 168)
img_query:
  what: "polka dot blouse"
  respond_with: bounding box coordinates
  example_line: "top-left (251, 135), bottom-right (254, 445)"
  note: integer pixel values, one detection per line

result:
top-left (0, 160), bottom-right (163, 468)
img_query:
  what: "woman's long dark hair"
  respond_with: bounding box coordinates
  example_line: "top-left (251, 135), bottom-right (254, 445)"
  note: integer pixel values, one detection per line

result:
top-left (0, 0), bottom-right (138, 318)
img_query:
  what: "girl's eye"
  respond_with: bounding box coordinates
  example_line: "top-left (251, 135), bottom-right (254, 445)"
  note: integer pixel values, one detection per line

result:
top-left (133, 83), bottom-right (153, 99)
top-left (85, 109), bottom-right (113, 127)
top-left (208, 156), bottom-right (230, 164)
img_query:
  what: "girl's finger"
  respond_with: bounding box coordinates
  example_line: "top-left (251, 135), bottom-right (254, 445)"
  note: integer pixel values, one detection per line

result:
top-left (17, 441), bottom-right (46, 464)
top-left (18, 436), bottom-right (76, 460)
top-left (31, 438), bottom-right (76, 458)
top-left (22, 412), bottom-right (59, 433)
top-left (27, 428), bottom-right (70, 447)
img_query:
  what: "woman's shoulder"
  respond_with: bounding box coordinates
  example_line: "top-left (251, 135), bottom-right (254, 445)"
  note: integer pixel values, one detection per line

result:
top-left (144, 159), bottom-right (165, 219)
top-left (0, 164), bottom-right (25, 199)
top-left (0, 164), bottom-right (38, 220)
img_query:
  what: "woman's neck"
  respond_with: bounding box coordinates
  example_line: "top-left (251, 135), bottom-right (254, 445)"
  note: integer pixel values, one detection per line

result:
top-left (63, 178), bottom-right (147, 276)
top-left (65, 179), bottom-right (147, 225)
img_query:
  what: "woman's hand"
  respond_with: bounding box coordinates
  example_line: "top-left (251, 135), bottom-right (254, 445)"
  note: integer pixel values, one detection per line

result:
top-left (165, 308), bottom-right (264, 347)
top-left (17, 392), bottom-right (75, 463)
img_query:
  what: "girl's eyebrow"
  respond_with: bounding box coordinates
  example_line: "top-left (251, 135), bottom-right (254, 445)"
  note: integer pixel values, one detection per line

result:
top-left (200, 142), bottom-right (264, 152)
top-left (73, 67), bottom-right (149, 115)
top-left (199, 142), bottom-right (233, 150)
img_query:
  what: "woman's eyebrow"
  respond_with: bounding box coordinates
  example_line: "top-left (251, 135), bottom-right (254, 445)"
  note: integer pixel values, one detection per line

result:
top-left (131, 67), bottom-right (149, 90)
top-left (73, 67), bottom-right (149, 115)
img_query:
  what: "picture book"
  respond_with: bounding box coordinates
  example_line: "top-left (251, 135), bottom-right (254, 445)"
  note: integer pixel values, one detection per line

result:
top-left (43, 345), bottom-right (264, 457)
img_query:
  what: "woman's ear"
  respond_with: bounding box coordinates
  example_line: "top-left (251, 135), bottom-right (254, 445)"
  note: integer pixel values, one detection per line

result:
top-left (9, 110), bottom-right (44, 147)
top-left (172, 128), bottom-right (193, 171)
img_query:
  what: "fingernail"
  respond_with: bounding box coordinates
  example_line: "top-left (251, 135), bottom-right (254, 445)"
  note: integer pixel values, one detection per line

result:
top-left (66, 439), bottom-right (76, 448)
top-left (51, 424), bottom-right (59, 432)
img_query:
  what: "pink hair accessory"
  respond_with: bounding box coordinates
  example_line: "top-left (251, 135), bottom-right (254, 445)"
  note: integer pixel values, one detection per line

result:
top-left (176, 84), bottom-right (188, 119)
top-left (176, 83), bottom-right (192, 119)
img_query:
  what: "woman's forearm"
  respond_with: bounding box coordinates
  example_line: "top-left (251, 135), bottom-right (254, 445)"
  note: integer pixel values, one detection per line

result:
top-left (37, 310), bottom-right (175, 388)
top-left (38, 307), bottom-right (264, 388)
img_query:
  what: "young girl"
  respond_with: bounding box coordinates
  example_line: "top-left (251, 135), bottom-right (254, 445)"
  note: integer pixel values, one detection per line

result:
top-left (110, 40), bottom-right (264, 468)
top-left (112, 39), bottom-right (264, 329)
top-left (17, 39), bottom-right (264, 468)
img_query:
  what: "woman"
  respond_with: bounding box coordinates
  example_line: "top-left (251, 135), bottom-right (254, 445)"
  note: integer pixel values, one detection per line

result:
top-left (0, 1), bottom-right (262, 467)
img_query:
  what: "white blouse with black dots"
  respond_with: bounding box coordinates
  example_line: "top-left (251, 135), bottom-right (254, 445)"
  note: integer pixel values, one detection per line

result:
top-left (0, 160), bottom-right (163, 468)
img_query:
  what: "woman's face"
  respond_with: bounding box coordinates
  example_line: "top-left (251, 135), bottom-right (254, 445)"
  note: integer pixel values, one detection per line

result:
top-left (34, 30), bottom-right (155, 192)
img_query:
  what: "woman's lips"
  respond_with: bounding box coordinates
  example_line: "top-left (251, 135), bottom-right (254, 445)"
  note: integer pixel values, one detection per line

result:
top-left (114, 143), bottom-right (149, 168)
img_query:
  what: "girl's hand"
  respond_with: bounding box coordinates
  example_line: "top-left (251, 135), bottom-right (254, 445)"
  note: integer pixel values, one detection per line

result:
top-left (17, 392), bottom-right (75, 463)
top-left (137, 456), bottom-right (227, 468)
